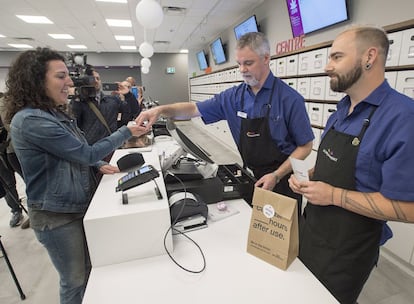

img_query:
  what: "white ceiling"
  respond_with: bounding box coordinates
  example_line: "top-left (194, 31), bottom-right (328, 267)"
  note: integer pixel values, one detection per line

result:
top-left (0, 0), bottom-right (264, 53)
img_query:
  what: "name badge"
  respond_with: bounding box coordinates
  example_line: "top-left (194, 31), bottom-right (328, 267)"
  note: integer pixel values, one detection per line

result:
top-left (237, 111), bottom-right (247, 119)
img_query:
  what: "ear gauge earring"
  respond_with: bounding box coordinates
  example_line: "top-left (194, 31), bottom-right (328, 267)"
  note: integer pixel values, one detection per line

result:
top-left (365, 62), bottom-right (372, 70)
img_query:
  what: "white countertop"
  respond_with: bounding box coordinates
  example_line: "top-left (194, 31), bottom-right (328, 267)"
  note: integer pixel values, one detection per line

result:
top-left (83, 199), bottom-right (338, 303)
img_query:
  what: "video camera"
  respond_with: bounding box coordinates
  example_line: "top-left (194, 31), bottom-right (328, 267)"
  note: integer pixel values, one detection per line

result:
top-left (66, 53), bottom-right (96, 101)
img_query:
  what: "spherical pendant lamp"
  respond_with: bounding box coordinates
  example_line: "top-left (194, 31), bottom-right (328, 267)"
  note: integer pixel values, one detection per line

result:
top-left (135, 0), bottom-right (164, 29)
top-left (139, 41), bottom-right (154, 58)
top-left (140, 57), bottom-right (151, 68)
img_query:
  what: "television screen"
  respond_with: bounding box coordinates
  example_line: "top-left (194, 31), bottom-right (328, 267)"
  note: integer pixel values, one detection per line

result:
top-left (234, 15), bottom-right (259, 40)
top-left (286, 0), bottom-right (349, 37)
top-left (210, 37), bottom-right (227, 65)
top-left (196, 50), bottom-right (208, 70)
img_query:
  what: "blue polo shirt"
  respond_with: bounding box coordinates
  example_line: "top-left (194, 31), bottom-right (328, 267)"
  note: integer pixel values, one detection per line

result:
top-left (324, 80), bottom-right (414, 201)
top-left (196, 73), bottom-right (314, 155)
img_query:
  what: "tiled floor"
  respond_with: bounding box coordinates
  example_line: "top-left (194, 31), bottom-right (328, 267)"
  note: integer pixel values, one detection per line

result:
top-left (2, 195), bottom-right (414, 304)
top-left (0, 175), bottom-right (58, 304)
top-left (359, 254), bottom-right (414, 304)
top-left (1, 125), bottom-right (414, 304)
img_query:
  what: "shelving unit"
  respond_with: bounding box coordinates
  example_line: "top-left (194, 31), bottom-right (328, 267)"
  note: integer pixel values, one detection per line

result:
top-left (190, 19), bottom-right (414, 150)
top-left (188, 19), bottom-right (414, 268)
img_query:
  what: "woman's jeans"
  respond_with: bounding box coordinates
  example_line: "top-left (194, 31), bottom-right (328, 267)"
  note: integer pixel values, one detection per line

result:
top-left (34, 218), bottom-right (91, 304)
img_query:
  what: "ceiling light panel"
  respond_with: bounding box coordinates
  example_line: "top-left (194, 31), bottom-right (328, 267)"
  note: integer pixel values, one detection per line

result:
top-left (67, 44), bottom-right (87, 49)
top-left (48, 34), bottom-right (74, 39)
top-left (16, 15), bottom-right (53, 24)
top-left (106, 19), bottom-right (132, 27)
top-left (114, 35), bottom-right (135, 41)
top-left (8, 43), bottom-right (34, 49)
top-left (120, 45), bottom-right (136, 50)
top-left (96, 0), bottom-right (127, 3)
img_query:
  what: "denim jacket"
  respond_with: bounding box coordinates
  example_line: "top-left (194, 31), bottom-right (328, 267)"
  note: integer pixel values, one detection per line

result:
top-left (10, 107), bottom-right (131, 213)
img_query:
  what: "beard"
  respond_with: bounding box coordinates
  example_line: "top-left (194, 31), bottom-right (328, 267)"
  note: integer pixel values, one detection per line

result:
top-left (242, 73), bottom-right (260, 87)
top-left (329, 60), bottom-right (362, 92)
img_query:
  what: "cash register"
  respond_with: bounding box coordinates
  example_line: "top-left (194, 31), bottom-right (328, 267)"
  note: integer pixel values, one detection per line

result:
top-left (161, 119), bottom-right (256, 205)
top-left (160, 119), bottom-right (223, 204)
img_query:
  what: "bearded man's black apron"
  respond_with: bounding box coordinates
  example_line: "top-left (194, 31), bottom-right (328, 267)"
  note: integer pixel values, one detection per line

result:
top-left (238, 79), bottom-right (302, 210)
top-left (299, 107), bottom-right (382, 304)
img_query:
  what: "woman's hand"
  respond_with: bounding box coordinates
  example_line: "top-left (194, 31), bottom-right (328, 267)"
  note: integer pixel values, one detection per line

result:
top-left (99, 164), bottom-right (120, 175)
top-left (127, 121), bottom-right (151, 137)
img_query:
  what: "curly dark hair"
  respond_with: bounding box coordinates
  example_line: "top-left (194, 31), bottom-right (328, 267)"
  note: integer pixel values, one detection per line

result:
top-left (3, 47), bottom-right (66, 124)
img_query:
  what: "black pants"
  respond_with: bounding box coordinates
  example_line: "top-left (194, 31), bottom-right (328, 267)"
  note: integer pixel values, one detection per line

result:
top-left (0, 153), bottom-right (21, 213)
top-left (7, 152), bottom-right (23, 177)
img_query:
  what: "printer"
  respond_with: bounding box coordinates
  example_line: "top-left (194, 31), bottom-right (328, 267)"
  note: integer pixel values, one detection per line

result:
top-left (169, 191), bottom-right (208, 233)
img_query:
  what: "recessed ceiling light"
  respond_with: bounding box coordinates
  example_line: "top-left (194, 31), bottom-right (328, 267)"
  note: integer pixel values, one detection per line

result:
top-left (48, 34), bottom-right (74, 40)
top-left (67, 45), bottom-right (87, 49)
top-left (96, 0), bottom-right (127, 3)
top-left (8, 43), bottom-right (34, 49)
top-left (180, 49), bottom-right (189, 53)
top-left (0, 34), bottom-right (5, 38)
top-left (16, 15), bottom-right (53, 24)
top-left (115, 35), bottom-right (135, 41)
top-left (120, 45), bottom-right (137, 50)
top-left (106, 19), bottom-right (132, 27)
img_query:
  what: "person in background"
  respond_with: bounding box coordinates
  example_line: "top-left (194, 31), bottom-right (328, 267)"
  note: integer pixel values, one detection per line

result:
top-left (137, 86), bottom-right (145, 108)
top-left (0, 118), bottom-right (23, 227)
top-left (3, 47), bottom-right (147, 304)
top-left (136, 32), bottom-right (313, 211)
top-left (125, 76), bottom-right (144, 111)
top-left (0, 151), bottom-right (24, 228)
top-left (70, 67), bottom-right (134, 145)
top-left (125, 76), bottom-right (138, 98)
top-left (0, 93), bottom-right (22, 175)
top-left (0, 93), bottom-right (29, 228)
top-left (288, 25), bottom-right (414, 304)
top-left (119, 80), bottom-right (141, 126)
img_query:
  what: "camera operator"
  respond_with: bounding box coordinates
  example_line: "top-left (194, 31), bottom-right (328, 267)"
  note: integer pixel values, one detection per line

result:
top-left (70, 65), bottom-right (134, 147)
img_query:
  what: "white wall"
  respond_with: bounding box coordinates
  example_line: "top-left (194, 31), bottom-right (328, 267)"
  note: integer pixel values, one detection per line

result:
top-left (0, 51), bottom-right (189, 105)
top-left (188, 0), bottom-right (414, 76)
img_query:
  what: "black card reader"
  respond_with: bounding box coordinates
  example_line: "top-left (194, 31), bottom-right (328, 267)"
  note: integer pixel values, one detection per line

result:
top-left (116, 165), bottom-right (159, 192)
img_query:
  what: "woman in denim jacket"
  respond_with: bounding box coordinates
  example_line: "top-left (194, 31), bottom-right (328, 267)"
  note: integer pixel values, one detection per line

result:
top-left (3, 47), bottom-right (147, 304)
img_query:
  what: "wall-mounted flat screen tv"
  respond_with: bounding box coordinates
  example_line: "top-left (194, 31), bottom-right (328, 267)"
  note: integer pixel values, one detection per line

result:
top-left (234, 15), bottom-right (259, 40)
top-left (196, 50), bottom-right (208, 70)
top-left (210, 37), bottom-right (227, 65)
top-left (286, 0), bottom-right (349, 37)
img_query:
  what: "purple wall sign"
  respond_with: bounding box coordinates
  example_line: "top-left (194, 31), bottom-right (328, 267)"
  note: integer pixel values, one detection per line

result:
top-left (286, 0), bottom-right (304, 37)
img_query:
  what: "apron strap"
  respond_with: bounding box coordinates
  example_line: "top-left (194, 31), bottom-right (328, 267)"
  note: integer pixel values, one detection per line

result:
top-left (352, 106), bottom-right (378, 146)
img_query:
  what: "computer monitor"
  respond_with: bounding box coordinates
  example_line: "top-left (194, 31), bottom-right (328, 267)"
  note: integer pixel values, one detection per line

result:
top-left (196, 50), bottom-right (209, 70)
top-left (166, 119), bottom-right (214, 164)
top-left (210, 37), bottom-right (227, 65)
top-left (234, 15), bottom-right (259, 40)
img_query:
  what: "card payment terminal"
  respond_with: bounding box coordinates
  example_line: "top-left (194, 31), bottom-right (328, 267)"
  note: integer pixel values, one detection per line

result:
top-left (116, 165), bottom-right (159, 192)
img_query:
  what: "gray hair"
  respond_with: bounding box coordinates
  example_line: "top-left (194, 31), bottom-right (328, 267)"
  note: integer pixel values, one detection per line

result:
top-left (237, 32), bottom-right (270, 57)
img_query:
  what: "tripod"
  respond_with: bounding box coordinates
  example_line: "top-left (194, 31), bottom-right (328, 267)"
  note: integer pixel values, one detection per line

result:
top-left (0, 235), bottom-right (26, 300)
top-left (0, 154), bottom-right (27, 299)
